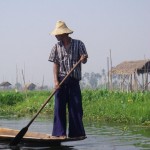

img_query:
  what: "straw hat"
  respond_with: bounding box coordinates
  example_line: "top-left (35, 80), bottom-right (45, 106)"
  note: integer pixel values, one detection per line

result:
top-left (51, 21), bottom-right (73, 35)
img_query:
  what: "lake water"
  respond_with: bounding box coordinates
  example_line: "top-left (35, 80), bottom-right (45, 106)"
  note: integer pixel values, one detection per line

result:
top-left (0, 117), bottom-right (150, 150)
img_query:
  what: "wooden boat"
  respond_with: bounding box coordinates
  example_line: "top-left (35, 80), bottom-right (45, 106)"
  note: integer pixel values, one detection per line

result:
top-left (0, 128), bottom-right (86, 147)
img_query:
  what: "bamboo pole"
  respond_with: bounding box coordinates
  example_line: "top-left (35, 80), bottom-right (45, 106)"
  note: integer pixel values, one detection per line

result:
top-left (130, 74), bottom-right (133, 92)
top-left (145, 61), bottom-right (149, 90)
top-left (16, 65), bottom-right (18, 91)
top-left (109, 49), bottom-right (113, 90)
top-left (144, 57), bottom-right (148, 90)
top-left (107, 57), bottom-right (110, 90)
top-left (142, 74), bottom-right (144, 90)
top-left (133, 72), bottom-right (138, 91)
top-left (22, 69), bottom-right (27, 98)
top-left (41, 75), bottom-right (44, 90)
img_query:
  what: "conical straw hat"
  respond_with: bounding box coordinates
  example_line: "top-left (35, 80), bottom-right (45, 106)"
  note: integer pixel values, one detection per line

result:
top-left (51, 21), bottom-right (73, 35)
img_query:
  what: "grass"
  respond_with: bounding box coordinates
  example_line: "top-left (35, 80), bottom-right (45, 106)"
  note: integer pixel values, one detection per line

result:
top-left (0, 90), bottom-right (54, 117)
top-left (0, 90), bottom-right (150, 125)
top-left (82, 89), bottom-right (150, 125)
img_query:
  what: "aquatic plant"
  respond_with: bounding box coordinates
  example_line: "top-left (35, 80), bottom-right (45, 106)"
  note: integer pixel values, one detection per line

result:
top-left (0, 90), bottom-right (150, 125)
top-left (0, 91), bottom-right (25, 105)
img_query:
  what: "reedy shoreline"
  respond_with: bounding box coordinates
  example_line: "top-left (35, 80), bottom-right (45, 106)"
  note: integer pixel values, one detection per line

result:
top-left (0, 90), bottom-right (150, 126)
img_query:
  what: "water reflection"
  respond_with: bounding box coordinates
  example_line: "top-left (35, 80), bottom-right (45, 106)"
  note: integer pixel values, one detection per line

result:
top-left (0, 144), bottom-right (76, 150)
top-left (0, 117), bottom-right (150, 150)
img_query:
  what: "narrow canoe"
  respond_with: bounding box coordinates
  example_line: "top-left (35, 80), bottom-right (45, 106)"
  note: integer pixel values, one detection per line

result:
top-left (0, 128), bottom-right (86, 147)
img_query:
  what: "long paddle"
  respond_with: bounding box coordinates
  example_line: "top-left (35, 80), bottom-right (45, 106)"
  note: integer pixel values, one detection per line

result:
top-left (9, 58), bottom-right (83, 146)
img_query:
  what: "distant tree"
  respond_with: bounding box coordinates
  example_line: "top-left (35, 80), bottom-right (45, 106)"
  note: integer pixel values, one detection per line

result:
top-left (15, 82), bottom-right (22, 90)
top-left (39, 85), bottom-right (49, 90)
top-left (101, 69), bottom-right (106, 77)
top-left (89, 72), bottom-right (101, 88)
top-left (81, 72), bottom-right (102, 89)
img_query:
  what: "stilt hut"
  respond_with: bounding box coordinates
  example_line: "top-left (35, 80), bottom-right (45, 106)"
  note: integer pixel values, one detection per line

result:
top-left (0, 81), bottom-right (12, 90)
top-left (111, 59), bottom-right (150, 91)
top-left (25, 83), bottom-right (36, 90)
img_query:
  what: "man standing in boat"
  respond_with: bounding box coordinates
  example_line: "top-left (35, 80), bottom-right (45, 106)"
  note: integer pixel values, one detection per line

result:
top-left (49, 21), bottom-right (88, 139)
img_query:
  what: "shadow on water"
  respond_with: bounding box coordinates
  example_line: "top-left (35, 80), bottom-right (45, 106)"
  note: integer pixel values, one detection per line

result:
top-left (0, 143), bottom-right (77, 150)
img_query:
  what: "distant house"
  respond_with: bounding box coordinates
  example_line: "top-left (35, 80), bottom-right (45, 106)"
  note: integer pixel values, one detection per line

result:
top-left (0, 81), bottom-right (12, 89)
top-left (111, 59), bottom-right (150, 91)
top-left (25, 83), bottom-right (36, 90)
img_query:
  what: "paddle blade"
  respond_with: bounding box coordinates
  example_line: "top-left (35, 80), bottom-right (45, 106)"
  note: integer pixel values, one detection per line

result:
top-left (9, 126), bottom-right (28, 146)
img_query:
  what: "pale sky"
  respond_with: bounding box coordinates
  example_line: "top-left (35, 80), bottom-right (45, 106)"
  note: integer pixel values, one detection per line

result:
top-left (0, 0), bottom-right (150, 87)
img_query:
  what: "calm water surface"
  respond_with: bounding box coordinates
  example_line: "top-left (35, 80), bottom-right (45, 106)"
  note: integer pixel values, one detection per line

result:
top-left (0, 117), bottom-right (150, 150)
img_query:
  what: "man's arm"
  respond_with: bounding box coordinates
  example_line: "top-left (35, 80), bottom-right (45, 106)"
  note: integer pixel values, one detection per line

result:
top-left (53, 62), bottom-right (59, 89)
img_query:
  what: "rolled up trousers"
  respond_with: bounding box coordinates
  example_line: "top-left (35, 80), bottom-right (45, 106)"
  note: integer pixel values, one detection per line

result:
top-left (52, 77), bottom-right (85, 137)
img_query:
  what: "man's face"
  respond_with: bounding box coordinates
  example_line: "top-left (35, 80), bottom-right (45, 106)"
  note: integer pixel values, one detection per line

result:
top-left (55, 34), bottom-right (63, 41)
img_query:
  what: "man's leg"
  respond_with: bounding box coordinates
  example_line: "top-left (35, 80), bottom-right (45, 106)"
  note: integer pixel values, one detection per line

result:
top-left (52, 85), bottom-right (67, 136)
top-left (68, 81), bottom-right (85, 137)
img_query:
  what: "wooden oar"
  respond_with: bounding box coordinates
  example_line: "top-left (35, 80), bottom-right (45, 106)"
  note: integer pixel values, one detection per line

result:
top-left (9, 58), bottom-right (83, 146)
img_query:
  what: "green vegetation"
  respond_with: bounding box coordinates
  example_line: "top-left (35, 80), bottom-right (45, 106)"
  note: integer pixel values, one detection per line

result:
top-left (0, 91), bottom-right (25, 105)
top-left (0, 91), bottom-right (54, 117)
top-left (82, 90), bottom-right (150, 125)
top-left (0, 90), bottom-right (150, 125)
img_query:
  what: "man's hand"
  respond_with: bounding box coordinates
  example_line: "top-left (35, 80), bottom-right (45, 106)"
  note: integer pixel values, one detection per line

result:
top-left (80, 54), bottom-right (88, 64)
top-left (54, 80), bottom-right (60, 89)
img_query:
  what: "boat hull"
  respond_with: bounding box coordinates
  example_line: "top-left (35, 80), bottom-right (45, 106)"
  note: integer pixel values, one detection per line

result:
top-left (0, 128), bottom-right (86, 147)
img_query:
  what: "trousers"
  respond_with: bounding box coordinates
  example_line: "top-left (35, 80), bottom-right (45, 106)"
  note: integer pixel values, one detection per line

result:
top-left (52, 77), bottom-right (85, 137)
